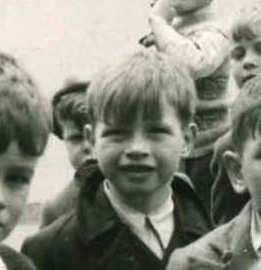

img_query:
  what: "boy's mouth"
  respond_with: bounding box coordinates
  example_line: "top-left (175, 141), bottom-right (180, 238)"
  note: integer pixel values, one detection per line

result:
top-left (242, 74), bottom-right (256, 86)
top-left (119, 164), bottom-right (155, 173)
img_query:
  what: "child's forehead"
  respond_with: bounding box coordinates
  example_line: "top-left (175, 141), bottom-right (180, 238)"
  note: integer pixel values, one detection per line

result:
top-left (103, 102), bottom-right (179, 126)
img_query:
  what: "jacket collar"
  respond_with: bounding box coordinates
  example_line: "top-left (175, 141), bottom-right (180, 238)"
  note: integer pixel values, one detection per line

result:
top-left (75, 164), bottom-right (210, 247)
top-left (172, 174), bottom-right (212, 237)
top-left (75, 162), bottom-right (120, 245)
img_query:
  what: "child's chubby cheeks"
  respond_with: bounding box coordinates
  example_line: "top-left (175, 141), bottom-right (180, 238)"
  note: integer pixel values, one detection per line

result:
top-left (0, 141), bottom-right (38, 241)
top-left (90, 98), bottom-right (189, 199)
top-left (230, 37), bottom-right (261, 89)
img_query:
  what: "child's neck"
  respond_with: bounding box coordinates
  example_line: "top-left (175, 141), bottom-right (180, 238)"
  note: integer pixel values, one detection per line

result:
top-left (107, 181), bottom-right (172, 214)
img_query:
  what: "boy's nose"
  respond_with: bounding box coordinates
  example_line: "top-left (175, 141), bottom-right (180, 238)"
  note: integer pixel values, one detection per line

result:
top-left (83, 140), bottom-right (92, 155)
top-left (243, 62), bottom-right (256, 70)
top-left (243, 51), bottom-right (257, 70)
top-left (124, 134), bottom-right (150, 160)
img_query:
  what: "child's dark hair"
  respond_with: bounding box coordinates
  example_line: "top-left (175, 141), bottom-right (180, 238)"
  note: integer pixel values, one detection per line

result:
top-left (0, 52), bottom-right (51, 156)
top-left (231, 7), bottom-right (261, 43)
top-left (86, 49), bottom-right (196, 130)
top-left (231, 75), bottom-right (261, 154)
top-left (52, 81), bottom-right (90, 139)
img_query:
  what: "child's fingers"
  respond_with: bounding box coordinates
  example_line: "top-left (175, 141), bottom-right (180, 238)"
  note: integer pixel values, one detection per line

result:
top-left (149, 15), bottom-right (176, 51)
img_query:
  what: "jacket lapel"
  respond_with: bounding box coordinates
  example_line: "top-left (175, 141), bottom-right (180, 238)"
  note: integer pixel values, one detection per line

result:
top-left (74, 163), bottom-right (121, 246)
top-left (225, 202), bottom-right (259, 270)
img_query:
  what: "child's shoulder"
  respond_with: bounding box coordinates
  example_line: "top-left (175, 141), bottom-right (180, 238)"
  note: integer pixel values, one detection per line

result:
top-left (167, 202), bottom-right (252, 270)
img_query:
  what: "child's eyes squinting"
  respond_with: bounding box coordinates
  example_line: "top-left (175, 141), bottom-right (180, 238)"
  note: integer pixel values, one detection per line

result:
top-left (147, 126), bottom-right (171, 135)
top-left (68, 134), bottom-right (84, 143)
top-left (5, 174), bottom-right (31, 188)
top-left (230, 46), bottom-right (246, 61)
top-left (102, 128), bottom-right (129, 137)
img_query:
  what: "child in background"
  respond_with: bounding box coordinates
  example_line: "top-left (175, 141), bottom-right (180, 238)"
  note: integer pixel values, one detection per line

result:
top-left (167, 75), bottom-right (261, 270)
top-left (22, 49), bottom-right (212, 270)
top-left (41, 81), bottom-right (93, 227)
top-left (144, 0), bottom-right (231, 215)
top-left (0, 53), bottom-right (51, 269)
top-left (212, 7), bottom-right (261, 225)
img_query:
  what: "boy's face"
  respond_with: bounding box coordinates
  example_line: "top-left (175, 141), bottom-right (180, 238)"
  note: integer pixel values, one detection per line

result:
top-left (230, 38), bottom-right (261, 88)
top-left (0, 141), bottom-right (38, 241)
top-left (92, 99), bottom-right (187, 201)
top-left (61, 119), bottom-right (93, 170)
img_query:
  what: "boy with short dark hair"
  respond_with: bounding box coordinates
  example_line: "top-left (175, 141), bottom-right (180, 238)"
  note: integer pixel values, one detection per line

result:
top-left (167, 75), bottom-right (261, 270)
top-left (21, 49), bottom-right (212, 270)
top-left (212, 7), bottom-right (261, 225)
top-left (0, 52), bottom-right (51, 269)
top-left (41, 81), bottom-right (93, 227)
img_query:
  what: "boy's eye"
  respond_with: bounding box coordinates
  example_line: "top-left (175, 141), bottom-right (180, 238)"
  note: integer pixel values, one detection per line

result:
top-left (6, 174), bottom-right (30, 188)
top-left (254, 41), bottom-right (261, 55)
top-left (231, 46), bottom-right (245, 61)
top-left (102, 129), bottom-right (129, 141)
top-left (147, 126), bottom-right (171, 135)
top-left (68, 134), bottom-right (83, 142)
top-left (102, 128), bottom-right (128, 137)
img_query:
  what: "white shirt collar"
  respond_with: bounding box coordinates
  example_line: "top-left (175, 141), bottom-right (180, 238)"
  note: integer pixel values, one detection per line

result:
top-left (251, 206), bottom-right (261, 256)
top-left (104, 179), bottom-right (174, 258)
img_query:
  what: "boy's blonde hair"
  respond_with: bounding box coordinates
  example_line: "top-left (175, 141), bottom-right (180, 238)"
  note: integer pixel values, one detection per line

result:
top-left (0, 53), bottom-right (52, 156)
top-left (231, 75), bottom-right (261, 153)
top-left (231, 7), bottom-right (261, 42)
top-left (86, 49), bottom-right (196, 130)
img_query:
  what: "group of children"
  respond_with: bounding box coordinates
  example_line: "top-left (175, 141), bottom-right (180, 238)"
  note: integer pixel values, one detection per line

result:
top-left (1, 0), bottom-right (261, 269)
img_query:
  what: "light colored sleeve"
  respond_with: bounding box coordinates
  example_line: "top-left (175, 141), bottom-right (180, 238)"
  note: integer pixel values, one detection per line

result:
top-left (149, 15), bottom-right (229, 79)
top-left (150, 0), bottom-right (177, 24)
top-left (166, 248), bottom-right (190, 270)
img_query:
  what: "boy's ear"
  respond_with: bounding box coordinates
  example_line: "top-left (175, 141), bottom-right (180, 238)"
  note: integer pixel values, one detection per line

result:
top-left (181, 122), bottom-right (198, 157)
top-left (84, 124), bottom-right (94, 145)
top-left (223, 150), bottom-right (247, 194)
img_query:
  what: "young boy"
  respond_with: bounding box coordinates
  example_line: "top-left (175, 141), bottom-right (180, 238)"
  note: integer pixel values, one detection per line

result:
top-left (0, 53), bottom-right (51, 269)
top-left (167, 75), bottom-right (261, 270)
top-left (212, 7), bottom-right (261, 225)
top-left (40, 81), bottom-right (93, 227)
top-left (21, 49), bottom-right (212, 270)
top-left (144, 0), bottom-right (231, 216)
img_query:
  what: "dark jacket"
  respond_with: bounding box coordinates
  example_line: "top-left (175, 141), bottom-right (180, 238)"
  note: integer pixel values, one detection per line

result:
top-left (0, 244), bottom-right (36, 270)
top-left (22, 163), bottom-right (212, 270)
top-left (167, 202), bottom-right (259, 270)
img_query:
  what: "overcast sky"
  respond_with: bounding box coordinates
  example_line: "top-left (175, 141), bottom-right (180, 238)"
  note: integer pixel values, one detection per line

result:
top-left (0, 0), bottom-right (259, 202)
